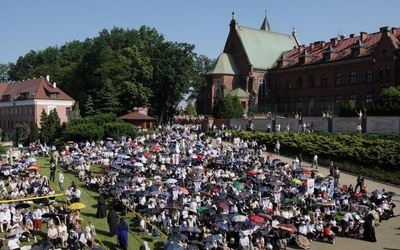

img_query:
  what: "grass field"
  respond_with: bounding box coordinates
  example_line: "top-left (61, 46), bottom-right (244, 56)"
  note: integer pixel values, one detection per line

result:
top-left (35, 157), bottom-right (166, 250)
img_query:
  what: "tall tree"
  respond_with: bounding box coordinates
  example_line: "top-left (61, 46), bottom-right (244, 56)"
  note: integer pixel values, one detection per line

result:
top-left (12, 123), bottom-right (30, 145)
top-left (85, 95), bottom-right (96, 116)
top-left (40, 109), bottom-right (62, 144)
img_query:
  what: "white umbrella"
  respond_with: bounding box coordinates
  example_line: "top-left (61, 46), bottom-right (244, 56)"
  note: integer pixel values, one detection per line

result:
top-left (231, 215), bottom-right (248, 222)
top-left (165, 178), bottom-right (178, 184)
top-left (108, 171), bottom-right (119, 177)
top-left (133, 162), bottom-right (144, 167)
top-left (7, 229), bottom-right (25, 238)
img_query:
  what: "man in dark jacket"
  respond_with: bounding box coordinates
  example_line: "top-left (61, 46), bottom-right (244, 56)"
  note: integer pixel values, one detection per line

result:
top-left (354, 174), bottom-right (364, 193)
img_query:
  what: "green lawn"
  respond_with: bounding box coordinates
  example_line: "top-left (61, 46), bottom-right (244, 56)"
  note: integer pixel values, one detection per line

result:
top-left (36, 157), bottom-right (166, 250)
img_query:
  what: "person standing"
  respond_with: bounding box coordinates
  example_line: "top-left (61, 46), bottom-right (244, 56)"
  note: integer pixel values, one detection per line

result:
top-left (107, 207), bottom-right (118, 236)
top-left (116, 217), bottom-right (129, 250)
top-left (275, 141), bottom-right (280, 155)
top-left (96, 193), bottom-right (107, 218)
top-left (329, 161), bottom-right (334, 176)
top-left (354, 174), bottom-right (364, 193)
top-left (58, 171), bottom-right (65, 191)
top-left (49, 163), bottom-right (56, 182)
top-left (334, 166), bottom-right (341, 186)
top-left (312, 155), bottom-right (318, 169)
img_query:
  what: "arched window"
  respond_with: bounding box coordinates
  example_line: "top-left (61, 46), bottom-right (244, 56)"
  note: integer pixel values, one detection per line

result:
top-left (258, 78), bottom-right (266, 99)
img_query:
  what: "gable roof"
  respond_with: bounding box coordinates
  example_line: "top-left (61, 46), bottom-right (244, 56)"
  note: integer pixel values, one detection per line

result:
top-left (236, 26), bottom-right (299, 70)
top-left (119, 111), bottom-right (155, 121)
top-left (274, 27), bottom-right (400, 69)
top-left (228, 87), bottom-right (250, 98)
top-left (0, 78), bottom-right (74, 101)
top-left (206, 53), bottom-right (240, 75)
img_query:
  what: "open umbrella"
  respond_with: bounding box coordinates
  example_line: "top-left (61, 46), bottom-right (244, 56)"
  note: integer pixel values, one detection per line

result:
top-left (6, 229), bottom-right (26, 238)
top-left (210, 213), bottom-right (229, 223)
top-left (42, 213), bottom-right (58, 218)
top-left (107, 171), bottom-right (119, 177)
top-left (231, 214), bottom-right (248, 223)
top-left (30, 240), bottom-right (54, 250)
top-left (28, 165), bottom-right (41, 171)
top-left (292, 178), bottom-right (302, 185)
top-left (68, 202), bottom-right (86, 210)
top-left (166, 178), bottom-right (178, 184)
top-left (173, 226), bottom-right (202, 234)
top-left (233, 182), bottom-right (245, 190)
top-left (180, 187), bottom-right (189, 195)
top-left (167, 233), bottom-right (188, 242)
top-left (249, 215), bottom-right (265, 223)
top-left (165, 242), bottom-right (184, 250)
top-left (15, 203), bottom-right (31, 209)
top-left (278, 223), bottom-right (298, 233)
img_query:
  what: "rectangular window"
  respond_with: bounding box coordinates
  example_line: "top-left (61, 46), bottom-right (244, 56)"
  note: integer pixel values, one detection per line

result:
top-left (365, 93), bottom-right (373, 103)
top-left (386, 65), bottom-right (390, 78)
top-left (349, 94), bottom-right (356, 103)
top-left (285, 79), bottom-right (291, 89)
top-left (321, 74), bottom-right (328, 86)
top-left (308, 76), bottom-right (314, 88)
top-left (366, 69), bottom-right (373, 83)
top-left (323, 53), bottom-right (330, 62)
top-left (335, 73), bottom-right (342, 85)
top-left (350, 71), bottom-right (357, 84)
top-left (297, 77), bottom-right (303, 88)
top-left (379, 66), bottom-right (384, 79)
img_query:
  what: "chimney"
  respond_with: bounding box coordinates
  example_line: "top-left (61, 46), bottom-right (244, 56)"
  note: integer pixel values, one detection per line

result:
top-left (349, 34), bottom-right (355, 38)
top-left (310, 43), bottom-right (314, 50)
top-left (53, 82), bottom-right (57, 88)
top-left (360, 32), bottom-right (367, 42)
top-left (391, 27), bottom-right (397, 35)
top-left (330, 37), bottom-right (338, 46)
top-left (46, 75), bottom-right (50, 82)
top-left (380, 26), bottom-right (389, 32)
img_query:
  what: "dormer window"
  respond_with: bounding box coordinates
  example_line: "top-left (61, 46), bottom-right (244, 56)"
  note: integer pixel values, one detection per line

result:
top-left (351, 39), bottom-right (365, 58)
top-left (323, 53), bottom-right (330, 62)
top-left (3, 95), bottom-right (10, 101)
top-left (323, 46), bottom-right (337, 62)
top-left (352, 48), bottom-right (360, 57)
top-left (50, 92), bottom-right (59, 98)
top-left (298, 50), bottom-right (311, 65)
top-left (20, 92), bottom-right (29, 99)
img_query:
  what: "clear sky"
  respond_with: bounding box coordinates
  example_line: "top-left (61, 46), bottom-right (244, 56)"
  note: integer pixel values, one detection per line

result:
top-left (1, 0), bottom-right (399, 65)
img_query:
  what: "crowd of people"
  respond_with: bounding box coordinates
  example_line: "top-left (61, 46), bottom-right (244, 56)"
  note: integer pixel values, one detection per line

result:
top-left (58, 124), bottom-right (396, 249)
top-left (0, 123), bottom-right (398, 250)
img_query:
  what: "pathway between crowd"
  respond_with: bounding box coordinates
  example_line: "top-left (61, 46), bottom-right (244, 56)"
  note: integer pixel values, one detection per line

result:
top-left (213, 138), bottom-right (400, 250)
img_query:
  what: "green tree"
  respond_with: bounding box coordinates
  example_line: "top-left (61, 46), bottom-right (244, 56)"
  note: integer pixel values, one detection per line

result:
top-left (212, 87), bottom-right (225, 118)
top-left (30, 122), bottom-right (39, 142)
top-left (213, 93), bottom-right (244, 119)
top-left (373, 86), bottom-right (400, 116)
top-left (40, 109), bottom-right (62, 144)
top-left (0, 63), bottom-right (10, 82)
top-left (184, 102), bottom-right (197, 117)
top-left (12, 123), bottom-right (29, 145)
top-left (339, 100), bottom-right (357, 117)
top-left (85, 95), bottom-right (96, 116)
top-left (96, 80), bottom-right (121, 114)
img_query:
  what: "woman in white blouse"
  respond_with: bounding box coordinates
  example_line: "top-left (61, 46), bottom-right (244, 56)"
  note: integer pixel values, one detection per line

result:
top-left (58, 221), bottom-right (68, 247)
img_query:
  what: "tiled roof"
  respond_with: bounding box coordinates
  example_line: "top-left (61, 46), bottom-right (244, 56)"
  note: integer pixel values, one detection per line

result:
top-left (206, 53), bottom-right (239, 75)
top-left (237, 26), bottom-right (299, 70)
top-left (119, 111), bottom-right (155, 121)
top-left (275, 27), bottom-right (400, 69)
top-left (0, 78), bottom-right (73, 101)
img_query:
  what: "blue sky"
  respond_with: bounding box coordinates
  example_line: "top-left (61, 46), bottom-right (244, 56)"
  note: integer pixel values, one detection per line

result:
top-left (1, 0), bottom-right (399, 65)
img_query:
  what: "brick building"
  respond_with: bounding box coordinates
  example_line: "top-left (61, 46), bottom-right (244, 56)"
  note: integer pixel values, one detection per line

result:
top-left (197, 12), bottom-right (400, 117)
top-left (0, 76), bottom-right (75, 138)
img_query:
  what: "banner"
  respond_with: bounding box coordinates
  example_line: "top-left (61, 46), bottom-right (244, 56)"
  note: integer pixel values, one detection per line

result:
top-left (307, 178), bottom-right (314, 194)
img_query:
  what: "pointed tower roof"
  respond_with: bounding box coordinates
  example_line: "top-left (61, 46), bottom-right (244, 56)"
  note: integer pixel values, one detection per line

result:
top-left (260, 12), bottom-right (272, 31)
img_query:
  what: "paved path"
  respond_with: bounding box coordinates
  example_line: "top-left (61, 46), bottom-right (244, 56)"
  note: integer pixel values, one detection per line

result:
top-left (213, 138), bottom-right (400, 250)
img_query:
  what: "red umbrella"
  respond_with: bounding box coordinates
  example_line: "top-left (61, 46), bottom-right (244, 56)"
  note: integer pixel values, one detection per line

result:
top-left (249, 215), bottom-right (265, 223)
top-left (180, 187), bottom-right (189, 195)
top-left (247, 170), bottom-right (257, 177)
top-left (217, 201), bottom-right (230, 211)
top-left (28, 164), bottom-right (41, 171)
top-left (278, 223), bottom-right (298, 233)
